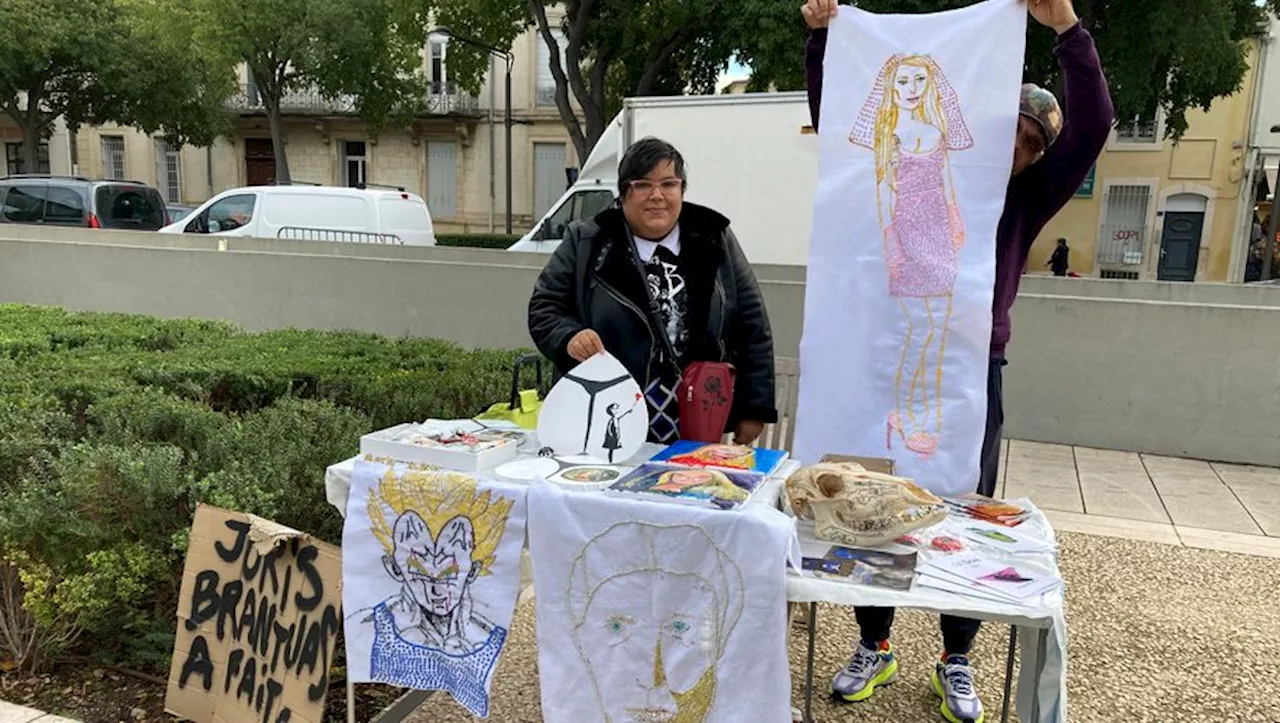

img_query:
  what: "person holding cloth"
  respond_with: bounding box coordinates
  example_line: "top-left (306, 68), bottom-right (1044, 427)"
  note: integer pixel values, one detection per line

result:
top-left (801, 0), bottom-right (1113, 720)
top-left (528, 137), bottom-right (777, 446)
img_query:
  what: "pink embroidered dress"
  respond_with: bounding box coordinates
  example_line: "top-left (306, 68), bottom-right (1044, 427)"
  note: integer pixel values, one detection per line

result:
top-left (887, 143), bottom-right (955, 297)
top-left (848, 55), bottom-right (973, 298)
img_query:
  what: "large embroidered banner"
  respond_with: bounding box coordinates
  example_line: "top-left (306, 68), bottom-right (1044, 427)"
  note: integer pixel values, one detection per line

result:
top-left (794, 0), bottom-right (1027, 495)
top-left (528, 481), bottom-right (796, 723)
top-left (342, 459), bottom-right (527, 718)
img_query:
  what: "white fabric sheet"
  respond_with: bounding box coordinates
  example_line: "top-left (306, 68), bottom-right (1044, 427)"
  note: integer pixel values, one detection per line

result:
top-left (528, 480), bottom-right (796, 723)
top-left (341, 460), bottom-right (528, 718)
top-left (794, 0), bottom-right (1027, 495)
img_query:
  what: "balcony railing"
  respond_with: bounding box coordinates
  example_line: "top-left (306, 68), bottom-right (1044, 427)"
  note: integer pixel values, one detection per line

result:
top-left (227, 82), bottom-right (480, 118)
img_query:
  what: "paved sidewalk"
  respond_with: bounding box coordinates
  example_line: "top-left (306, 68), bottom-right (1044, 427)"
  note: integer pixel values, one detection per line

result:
top-left (1000, 440), bottom-right (1280, 558)
top-left (0, 702), bottom-right (77, 723)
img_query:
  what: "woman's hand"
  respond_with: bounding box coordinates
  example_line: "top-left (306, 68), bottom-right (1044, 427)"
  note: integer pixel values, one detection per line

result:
top-left (734, 419), bottom-right (765, 446)
top-left (567, 329), bottom-right (606, 362)
top-left (1024, 0), bottom-right (1079, 35)
top-left (801, 0), bottom-right (839, 30)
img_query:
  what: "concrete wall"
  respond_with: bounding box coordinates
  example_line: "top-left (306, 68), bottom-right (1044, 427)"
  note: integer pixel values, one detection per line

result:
top-left (1, 227), bottom-right (1277, 466)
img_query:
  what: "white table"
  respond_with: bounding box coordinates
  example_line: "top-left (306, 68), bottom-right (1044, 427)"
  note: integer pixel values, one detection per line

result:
top-left (326, 453), bottom-right (1067, 723)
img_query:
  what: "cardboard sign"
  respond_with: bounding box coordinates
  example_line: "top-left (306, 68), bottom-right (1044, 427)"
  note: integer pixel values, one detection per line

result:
top-left (165, 505), bottom-right (342, 723)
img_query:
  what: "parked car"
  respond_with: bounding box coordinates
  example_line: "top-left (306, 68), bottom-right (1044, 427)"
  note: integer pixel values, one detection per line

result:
top-left (158, 184), bottom-right (436, 246)
top-left (166, 204), bottom-right (197, 224)
top-left (0, 175), bottom-right (168, 231)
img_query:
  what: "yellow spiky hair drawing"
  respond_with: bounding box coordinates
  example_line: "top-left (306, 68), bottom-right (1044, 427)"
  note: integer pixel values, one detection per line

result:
top-left (368, 468), bottom-right (513, 576)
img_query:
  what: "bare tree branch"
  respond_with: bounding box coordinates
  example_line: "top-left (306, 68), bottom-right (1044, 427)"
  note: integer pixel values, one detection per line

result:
top-left (635, 31), bottom-right (687, 96)
top-left (563, 0), bottom-right (602, 126)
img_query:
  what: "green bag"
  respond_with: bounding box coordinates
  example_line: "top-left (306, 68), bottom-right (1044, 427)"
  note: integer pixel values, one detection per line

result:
top-left (475, 353), bottom-right (547, 430)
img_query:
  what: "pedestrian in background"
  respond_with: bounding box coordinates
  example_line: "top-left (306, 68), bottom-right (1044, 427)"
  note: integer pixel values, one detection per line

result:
top-left (1049, 237), bottom-right (1070, 276)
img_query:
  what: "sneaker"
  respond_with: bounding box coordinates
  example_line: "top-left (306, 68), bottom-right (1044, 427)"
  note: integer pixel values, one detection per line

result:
top-left (831, 640), bottom-right (898, 702)
top-left (931, 654), bottom-right (985, 723)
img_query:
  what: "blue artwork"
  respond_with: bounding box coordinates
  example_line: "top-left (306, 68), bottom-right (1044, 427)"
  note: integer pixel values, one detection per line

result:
top-left (649, 441), bottom-right (789, 477)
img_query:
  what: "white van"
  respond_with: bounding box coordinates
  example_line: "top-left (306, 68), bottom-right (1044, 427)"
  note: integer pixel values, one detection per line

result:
top-left (508, 92), bottom-right (818, 265)
top-left (158, 184), bottom-right (436, 246)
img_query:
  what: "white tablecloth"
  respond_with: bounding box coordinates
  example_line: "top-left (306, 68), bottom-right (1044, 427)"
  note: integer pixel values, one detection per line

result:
top-left (324, 450), bottom-right (1067, 723)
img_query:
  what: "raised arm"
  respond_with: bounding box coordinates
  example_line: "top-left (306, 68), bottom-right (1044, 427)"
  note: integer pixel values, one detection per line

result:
top-left (806, 29), bottom-right (828, 131)
top-left (801, 0), bottom-right (839, 131)
top-left (1029, 23), bottom-right (1115, 219)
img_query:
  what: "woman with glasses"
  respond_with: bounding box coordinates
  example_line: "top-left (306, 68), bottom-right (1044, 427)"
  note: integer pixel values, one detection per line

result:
top-left (528, 137), bottom-right (777, 446)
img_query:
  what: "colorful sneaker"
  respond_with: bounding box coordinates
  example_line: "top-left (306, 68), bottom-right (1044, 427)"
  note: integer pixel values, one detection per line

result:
top-left (831, 640), bottom-right (898, 702)
top-left (931, 654), bottom-right (985, 723)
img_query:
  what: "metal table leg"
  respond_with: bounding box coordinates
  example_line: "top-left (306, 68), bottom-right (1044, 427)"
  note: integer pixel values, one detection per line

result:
top-left (1001, 625), bottom-right (1018, 723)
top-left (804, 602), bottom-right (818, 723)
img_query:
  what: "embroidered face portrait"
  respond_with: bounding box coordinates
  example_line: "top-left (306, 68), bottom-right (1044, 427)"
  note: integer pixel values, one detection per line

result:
top-left (567, 522), bottom-right (744, 723)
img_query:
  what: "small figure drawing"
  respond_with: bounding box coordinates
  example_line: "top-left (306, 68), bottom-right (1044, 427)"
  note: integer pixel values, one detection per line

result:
top-left (849, 53), bottom-right (973, 460)
top-left (350, 469), bottom-right (514, 718)
top-left (563, 372), bottom-right (632, 454)
top-left (567, 522), bottom-right (745, 723)
top-left (602, 398), bottom-right (639, 463)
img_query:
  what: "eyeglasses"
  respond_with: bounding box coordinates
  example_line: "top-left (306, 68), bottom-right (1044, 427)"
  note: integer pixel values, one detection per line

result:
top-left (628, 178), bottom-right (684, 196)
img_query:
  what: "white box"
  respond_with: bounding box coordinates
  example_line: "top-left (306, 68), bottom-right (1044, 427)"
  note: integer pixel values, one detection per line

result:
top-left (359, 420), bottom-right (522, 472)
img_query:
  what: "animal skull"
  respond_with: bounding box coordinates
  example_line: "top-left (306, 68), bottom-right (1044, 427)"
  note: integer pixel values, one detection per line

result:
top-left (785, 462), bottom-right (948, 546)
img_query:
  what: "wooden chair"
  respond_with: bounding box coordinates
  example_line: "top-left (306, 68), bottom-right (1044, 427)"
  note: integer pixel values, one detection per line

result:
top-left (760, 356), bottom-right (800, 452)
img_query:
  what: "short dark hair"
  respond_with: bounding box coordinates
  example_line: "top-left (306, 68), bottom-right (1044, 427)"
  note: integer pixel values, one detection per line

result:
top-left (1057, 237), bottom-right (1067, 243)
top-left (618, 137), bottom-right (687, 197)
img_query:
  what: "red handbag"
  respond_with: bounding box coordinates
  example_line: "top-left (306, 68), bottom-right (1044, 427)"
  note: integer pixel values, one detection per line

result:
top-left (678, 361), bottom-right (737, 443)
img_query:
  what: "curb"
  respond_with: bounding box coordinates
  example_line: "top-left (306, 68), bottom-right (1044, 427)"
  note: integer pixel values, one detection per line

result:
top-left (0, 701), bottom-right (81, 723)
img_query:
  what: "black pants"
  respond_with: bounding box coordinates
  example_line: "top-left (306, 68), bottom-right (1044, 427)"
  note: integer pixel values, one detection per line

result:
top-left (854, 358), bottom-right (1005, 655)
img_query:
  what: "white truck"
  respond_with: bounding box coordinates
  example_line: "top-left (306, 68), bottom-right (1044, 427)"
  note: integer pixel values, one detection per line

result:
top-left (508, 92), bottom-right (819, 266)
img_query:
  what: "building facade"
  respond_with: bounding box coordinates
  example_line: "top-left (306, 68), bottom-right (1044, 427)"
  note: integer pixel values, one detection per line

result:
top-left (1028, 37), bottom-right (1266, 283)
top-left (30, 24), bottom-right (580, 236)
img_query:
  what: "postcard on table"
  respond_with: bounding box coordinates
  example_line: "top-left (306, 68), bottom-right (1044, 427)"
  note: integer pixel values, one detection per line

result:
top-left (649, 441), bottom-right (789, 477)
top-left (609, 463), bottom-right (763, 509)
top-left (948, 519), bottom-right (1054, 555)
top-left (823, 546), bottom-right (917, 591)
top-left (921, 553), bottom-right (1061, 600)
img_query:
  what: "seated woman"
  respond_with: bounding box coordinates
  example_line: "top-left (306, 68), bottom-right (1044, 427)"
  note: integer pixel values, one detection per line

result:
top-left (528, 137), bottom-right (777, 445)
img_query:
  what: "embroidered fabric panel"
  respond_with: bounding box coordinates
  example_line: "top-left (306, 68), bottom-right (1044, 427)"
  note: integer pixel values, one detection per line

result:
top-left (528, 480), bottom-right (796, 723)
top-left (342, 460), bottom-right (528, 718)
top-left (793, 0), bottom-right (1027, 495)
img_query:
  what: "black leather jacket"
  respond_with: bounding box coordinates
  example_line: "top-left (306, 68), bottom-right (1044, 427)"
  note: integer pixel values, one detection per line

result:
top-left (528, 203), bottom-right (777, 425)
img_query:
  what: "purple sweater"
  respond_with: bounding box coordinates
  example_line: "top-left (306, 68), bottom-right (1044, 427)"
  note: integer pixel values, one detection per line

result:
top-left (806, 23), bottom-right (1114, 358)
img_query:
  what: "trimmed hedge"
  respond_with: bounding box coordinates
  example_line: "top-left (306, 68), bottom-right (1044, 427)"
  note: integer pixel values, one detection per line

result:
top-left (435, 233), bottom-right (520, 249)
top-left (0, 305), bottom-right (538, 672)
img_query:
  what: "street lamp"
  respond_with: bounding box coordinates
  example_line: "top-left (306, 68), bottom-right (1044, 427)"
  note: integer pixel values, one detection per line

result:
top-left (432, 27), bottom-right (513, 234)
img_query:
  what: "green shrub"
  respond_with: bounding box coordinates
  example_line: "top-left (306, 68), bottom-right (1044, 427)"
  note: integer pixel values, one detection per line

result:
top-left (436, 233), bottom-right (520, 249)
top-left (0, 444), bottom-right (194, 668)
top-left (0, 304), bottom-right (538, 672)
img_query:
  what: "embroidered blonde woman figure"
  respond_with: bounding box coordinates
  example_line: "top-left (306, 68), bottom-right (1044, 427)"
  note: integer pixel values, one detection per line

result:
top-left (849, 53), bottom-right (972, 459)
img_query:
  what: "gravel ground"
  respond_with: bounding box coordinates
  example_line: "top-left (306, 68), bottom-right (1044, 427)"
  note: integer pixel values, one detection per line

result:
top-left (406, 531), bottom-right (1280, 723)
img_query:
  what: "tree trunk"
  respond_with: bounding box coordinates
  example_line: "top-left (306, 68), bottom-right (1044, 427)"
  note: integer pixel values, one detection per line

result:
top-left (530, 0), bottom-right (589, 160)
top-left (21, 131), bottom-right (40, 175)
top-left (265, 103), bottom-right (290, 185)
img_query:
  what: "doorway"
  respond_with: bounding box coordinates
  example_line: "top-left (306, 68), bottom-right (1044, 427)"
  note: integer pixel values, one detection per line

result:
top-left (244, 138), bottom-right (275, 186)
top-left (1157, 193), bottom-right (1206, 282)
